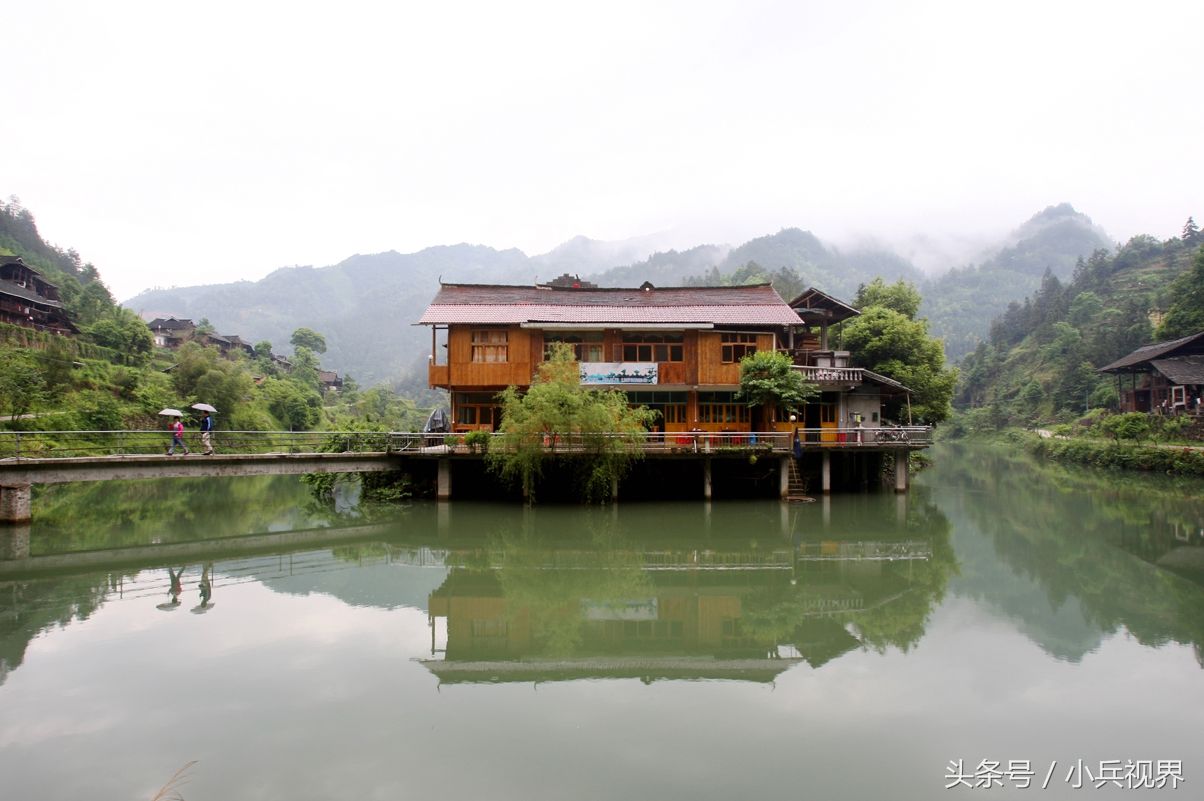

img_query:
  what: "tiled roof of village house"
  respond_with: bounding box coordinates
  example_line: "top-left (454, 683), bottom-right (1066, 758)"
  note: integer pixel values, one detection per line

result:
top-left (418, 282), bottom-right (801, 326)
top-left (1098, 331), bottom-right (1204, 372)
top-left (0, 280), bottom-right (64, 307)
top-left (1, 255), bottom-right (45, 276)
top-left (1151, 355), bottom-right (1204, 385)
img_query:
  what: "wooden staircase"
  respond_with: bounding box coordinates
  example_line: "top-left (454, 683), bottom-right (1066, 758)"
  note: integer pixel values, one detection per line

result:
top-left (785, 457), bottom-right (811, 502)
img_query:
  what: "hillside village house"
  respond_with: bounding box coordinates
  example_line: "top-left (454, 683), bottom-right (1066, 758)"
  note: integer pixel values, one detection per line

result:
top-left (1099, 331), bottom-right (1204, 414)
top-left (418, 281), bottom-right (910, 441)
top-left (0, 255), bottom-right (77, 334)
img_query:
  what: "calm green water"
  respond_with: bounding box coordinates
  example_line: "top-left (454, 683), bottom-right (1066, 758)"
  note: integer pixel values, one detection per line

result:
top-left (2, 444), bottom-right (1203, 800)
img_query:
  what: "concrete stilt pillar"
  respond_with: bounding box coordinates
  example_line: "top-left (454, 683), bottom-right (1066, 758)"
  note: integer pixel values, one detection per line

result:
top-left (821, 452), bottom-right (831, 495)
top-left (436, 459), bottom-right (452, 501)
top-left (895, 492), bottom-right (908, 525)
top-left (703, 458), bottom-right (712, 500)
top-left (0, 484), bottom-right (32, 525)
top-left (611, 475), bottom-right (619, 503)
top-left (0, 523), bottom-right (30, 560)
top-left (779, 456), bottom-right (790, 500)
top-left (894, 449), bottom-right (909, 493)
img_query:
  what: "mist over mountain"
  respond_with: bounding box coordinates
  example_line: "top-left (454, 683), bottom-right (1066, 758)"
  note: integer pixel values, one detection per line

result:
top-left (124, 205), bottom-right (1116, 385)
top-left (530, 232), bottom-right (687, 279)
top-left (921, 204), bottom-right (1115, 361)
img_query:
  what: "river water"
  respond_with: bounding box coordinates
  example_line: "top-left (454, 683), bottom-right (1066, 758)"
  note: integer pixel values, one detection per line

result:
top-left (1, 444), bottom-right (1202, 800)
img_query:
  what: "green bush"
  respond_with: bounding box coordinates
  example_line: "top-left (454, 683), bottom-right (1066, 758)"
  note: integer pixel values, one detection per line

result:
top-left (463, 429), bottom-right (491, 453)
top-left (1099, 412), bottom-right (1151, 442)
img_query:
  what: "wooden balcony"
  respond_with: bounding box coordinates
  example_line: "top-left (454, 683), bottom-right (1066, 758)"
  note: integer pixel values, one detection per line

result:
top-left (428, 363), bottom-right (449, 388)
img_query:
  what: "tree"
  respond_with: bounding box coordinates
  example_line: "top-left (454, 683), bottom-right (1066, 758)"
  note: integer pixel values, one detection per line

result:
top-left (260, 377), bottom-right (322, 431)
top-left (487, 343), bottom-right (655, 502)
top-left (841, 307), bottom-right (957, 424)
top-left (84, 307), bottom-right (154, 363)
top-left (289, 346), bottom-right (321, 391)
top-left (1156, 247), bottom-right (1204, 340)
top-left (290, 327), bottom-right (327, 355)
top-left (735, 350), bottom-right (817, 424)
top-left (170, 342), bottom-right (254, 422)
top-left (0, 349), bottom-right (46, 419)
top-left (854, 278), bottom-right (922, 319)
top-left (1183, 217), bottom-right (1200, 243)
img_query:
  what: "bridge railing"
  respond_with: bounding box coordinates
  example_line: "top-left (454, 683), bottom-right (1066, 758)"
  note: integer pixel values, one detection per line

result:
top-left (0, 430), bottom-right (418, 459)
top-left (0, 426), bottom-right (933, 460)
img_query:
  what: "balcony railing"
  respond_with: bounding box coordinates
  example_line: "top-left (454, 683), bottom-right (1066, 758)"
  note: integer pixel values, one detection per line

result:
top-left (405, 427), bottom-right (932, 454)
top-left (793, 365), bottom-right (864, 384)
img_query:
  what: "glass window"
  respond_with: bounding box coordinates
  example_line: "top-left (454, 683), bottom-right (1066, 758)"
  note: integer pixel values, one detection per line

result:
top-left (543, 332), bottom-right (604, 362)
top-left (471, 330), bottom-right (508, 363)
top-left (620, 332), bottom-right (683, 362)
top-left (721, 332), bottom-right (758, 363)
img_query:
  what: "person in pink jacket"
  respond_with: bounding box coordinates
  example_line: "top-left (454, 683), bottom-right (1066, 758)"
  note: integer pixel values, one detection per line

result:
top-left (167, 415), bottom-right (190, 455)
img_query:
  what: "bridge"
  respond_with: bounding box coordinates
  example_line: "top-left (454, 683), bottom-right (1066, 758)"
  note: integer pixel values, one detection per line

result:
top-left (0, 426), bottom-right (932, 521)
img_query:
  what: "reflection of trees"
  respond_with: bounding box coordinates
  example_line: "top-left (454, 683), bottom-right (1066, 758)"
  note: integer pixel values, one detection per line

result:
top-left (491, 520), bottom-right (652, 658)
top-left (0, 573), bottom-right (111, 686)
top-left (30, 475), bottom-right (329, 554)
top-left (940, 442), bottom-right (1204, 665)
top-left (2, 475), bottom-right (360, 686)
top-left (741, 491), bottom-right (956, 654)
top-left (429, 495), bottom-right (956, 664)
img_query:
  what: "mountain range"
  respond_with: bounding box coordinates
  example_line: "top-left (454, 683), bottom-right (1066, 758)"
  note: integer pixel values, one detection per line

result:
top-left (124, 204), bottom-right (1116, 386)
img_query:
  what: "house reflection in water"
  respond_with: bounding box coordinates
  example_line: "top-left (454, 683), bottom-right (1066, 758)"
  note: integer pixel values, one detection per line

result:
top-left (422, 540), bottom-right (932, 685)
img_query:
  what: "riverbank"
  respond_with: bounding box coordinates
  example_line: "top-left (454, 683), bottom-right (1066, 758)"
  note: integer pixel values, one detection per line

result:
top-left (985, 429), bottom-right (1204, 476)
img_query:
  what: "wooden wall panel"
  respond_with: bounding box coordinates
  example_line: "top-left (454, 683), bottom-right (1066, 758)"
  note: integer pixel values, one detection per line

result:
top-left (658, 362), bottom-right (687, 385)
top-left (446, 326), bottom-right (534, 389)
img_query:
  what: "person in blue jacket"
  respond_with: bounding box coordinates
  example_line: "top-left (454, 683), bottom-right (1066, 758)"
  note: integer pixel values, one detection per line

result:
top-left (200, 410), bottom-right (215, 455)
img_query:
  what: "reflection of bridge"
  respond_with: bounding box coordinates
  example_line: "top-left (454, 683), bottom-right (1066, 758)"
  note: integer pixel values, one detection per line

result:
top-left (0, 514), bottom-right (931, 578)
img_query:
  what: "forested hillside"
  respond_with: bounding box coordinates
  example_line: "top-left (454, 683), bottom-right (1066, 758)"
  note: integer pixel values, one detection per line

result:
top-left (1, 197), bottom-right (117, 327)
top-left (124, 206), bottom-right (1122, 387)
top-left (921, 204), bottom-right (1114, 362)
top-left (955, 225), bottom-right (1201, 428)
top-left (128, 245), bottom-right (535, 386)
top-left (1, 199), bottom-right (423, 435)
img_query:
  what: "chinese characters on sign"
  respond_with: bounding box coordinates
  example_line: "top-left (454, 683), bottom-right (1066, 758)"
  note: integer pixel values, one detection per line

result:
top-left (579, 362), bottom-right (658, 385)
top-left (944, 759), bottom-right (1184, 790)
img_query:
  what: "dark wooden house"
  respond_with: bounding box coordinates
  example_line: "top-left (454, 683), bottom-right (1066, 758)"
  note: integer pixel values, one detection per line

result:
top-left (1099, 331), bottom-right (1204, 414)
top-left (0, 256), bottom-right (77, 334)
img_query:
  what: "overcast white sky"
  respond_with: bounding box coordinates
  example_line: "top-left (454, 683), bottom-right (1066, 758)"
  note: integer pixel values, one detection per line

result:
top-left (5, 0), bottom-right (1202, 300)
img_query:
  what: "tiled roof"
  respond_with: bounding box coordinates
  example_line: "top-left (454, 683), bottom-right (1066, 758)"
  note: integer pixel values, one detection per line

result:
top-left (788, 287), bottom-right (861, 323)
top-left (418, 283), bottom-right (800, 326)
top-left (0, 255), bottom-right (43, 276)
top-left (147, 317), bottom-right (195, 330)
top-left (1151, 355), bottom-right (1204, 385)
top-left (1098, 331), bottom-right (1204, 372)
top-left (0, 279), bottom-right (63, 307)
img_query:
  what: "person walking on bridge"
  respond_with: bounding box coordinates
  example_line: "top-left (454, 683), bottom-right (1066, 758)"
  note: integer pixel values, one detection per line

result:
top-left (167, 415), bottom-right (190, 456)
top-left (200, 410), bottom-right (215, 455)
